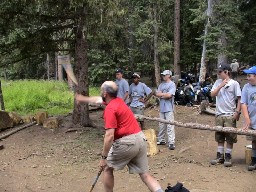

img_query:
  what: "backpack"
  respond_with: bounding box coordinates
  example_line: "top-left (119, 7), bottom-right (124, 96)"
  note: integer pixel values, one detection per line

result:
top-left (165, 182), bottom-right (190, 192)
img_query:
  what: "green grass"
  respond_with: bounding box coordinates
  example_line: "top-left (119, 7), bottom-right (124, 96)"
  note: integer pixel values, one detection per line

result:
top-left (1, 79), bottom-right (101, 115)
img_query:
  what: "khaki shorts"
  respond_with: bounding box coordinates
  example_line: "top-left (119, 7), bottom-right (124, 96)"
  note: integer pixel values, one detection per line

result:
top-left (130, 107), bottom-right (144, 122)
top-left (246, 128), bottom-right (256, 141)
top-left (107, 131), bottom-right (148, 174)
top-left (215, 115), bottom-right (237, 143)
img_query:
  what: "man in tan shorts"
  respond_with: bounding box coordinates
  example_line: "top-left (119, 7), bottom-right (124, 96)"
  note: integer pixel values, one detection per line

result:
top-left (76, 81), bottom-right (164, 192)
top-left (210, 64), bottom-right (241, 167)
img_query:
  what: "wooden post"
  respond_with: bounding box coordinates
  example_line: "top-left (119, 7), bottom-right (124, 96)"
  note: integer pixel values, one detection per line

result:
top-left (0, 79), bottom-right (5, 111)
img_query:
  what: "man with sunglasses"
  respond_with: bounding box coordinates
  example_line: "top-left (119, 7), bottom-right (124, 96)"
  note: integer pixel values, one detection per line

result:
top-left (210, 64), bottom-right (241, 167)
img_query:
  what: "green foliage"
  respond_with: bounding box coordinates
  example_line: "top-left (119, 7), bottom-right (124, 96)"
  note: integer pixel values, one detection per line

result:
top-left (1, 79), bottom-right (101, 115)
top-left (2, 80), bottom-right (74, 115)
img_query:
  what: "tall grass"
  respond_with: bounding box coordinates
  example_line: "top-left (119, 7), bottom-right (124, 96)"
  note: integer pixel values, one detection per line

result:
top-left (1, 80), bottom-right (100, 115)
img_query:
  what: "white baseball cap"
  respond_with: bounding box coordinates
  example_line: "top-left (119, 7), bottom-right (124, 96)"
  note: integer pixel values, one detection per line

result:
top-left (161, 70), bottom-right (172, 76)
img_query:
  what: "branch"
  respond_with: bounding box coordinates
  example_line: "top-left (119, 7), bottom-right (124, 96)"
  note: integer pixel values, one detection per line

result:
top-left (0, 121), bottom-right (36, 140)
top-left (135, 115), bottom-right (256, 136)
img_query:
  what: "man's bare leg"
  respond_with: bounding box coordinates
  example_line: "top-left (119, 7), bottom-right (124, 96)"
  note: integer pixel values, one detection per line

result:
top-left (103, 166), bottom-right (114, 192)
top-left (139, 172), bottom-right (163, 192)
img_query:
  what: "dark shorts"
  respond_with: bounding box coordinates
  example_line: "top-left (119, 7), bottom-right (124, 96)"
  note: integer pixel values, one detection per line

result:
top-left (215, 115), bottom-right (237, 143)
top-left (246, 128), bottom-right (256, 141)
top-left (130, 107), bottom-right (144, 122)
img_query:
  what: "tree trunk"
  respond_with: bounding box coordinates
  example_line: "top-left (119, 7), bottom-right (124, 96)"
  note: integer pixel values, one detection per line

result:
top-left (72, 5), bottom-right (91, 126)
top-left (153, 3), bottom-right (161, 86)
top-left (0, 80), bottom-right (5, 111)
top-left (199, 0), bottom-right (212, 83)
top-left (217, 31), bottom-right (228, 65)
top-left (173, 0), bottom-right (181, 77)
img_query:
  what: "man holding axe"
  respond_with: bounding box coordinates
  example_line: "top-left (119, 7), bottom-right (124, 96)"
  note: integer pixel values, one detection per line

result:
top-left (76, 81), bottom-right (164, 192)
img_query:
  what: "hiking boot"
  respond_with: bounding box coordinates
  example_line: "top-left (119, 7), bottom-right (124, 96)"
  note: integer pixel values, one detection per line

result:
top-left (210, 152), bottom-right (224, 165)
top-left (248, 157), bottom-right (256, 171)
top-left (168, 144), bottom-right (175, 150)
top-left (157, 141), bottom-right (167, 145)
top-left (224, 153), bottom-right (232, 167)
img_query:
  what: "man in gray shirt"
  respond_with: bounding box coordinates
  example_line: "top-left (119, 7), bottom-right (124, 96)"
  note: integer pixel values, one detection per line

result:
top-left (230, 59), bottom-right (239, 80)
top-left (241, 66), bottom-right (256, 171)
top-left (210, 64), bottom-right (241, 167)
top-left (129, 73), bottom-right (152, 129)
top-left (155, 70), bottom-right (176, 150)
top-left (115, 69), bottom-right (129, 104)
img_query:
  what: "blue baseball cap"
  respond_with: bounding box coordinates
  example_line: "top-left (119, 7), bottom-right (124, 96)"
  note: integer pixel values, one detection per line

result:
top-left (243, 66), bottom-right (256, 74)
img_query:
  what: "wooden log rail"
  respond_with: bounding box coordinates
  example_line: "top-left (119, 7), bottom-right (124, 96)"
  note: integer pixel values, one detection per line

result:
top-left (135, 115), bottom-right (256, 136)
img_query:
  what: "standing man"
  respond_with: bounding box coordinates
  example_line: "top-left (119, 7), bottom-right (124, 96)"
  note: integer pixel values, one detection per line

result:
top-left (115, 68), bottom-right (129, 104)
top-left (240, 66), bottom-right (256, 171)
top-left (75, 81), bottom-right (164, 192)
top-left (230, 59), bottom-right (239, 80)
top-left (210, 64), bottom-right (241, 167)
top-left (155, 70), bottom-right (176, 150)
top-left (129, 73), bottom-right (152, 129)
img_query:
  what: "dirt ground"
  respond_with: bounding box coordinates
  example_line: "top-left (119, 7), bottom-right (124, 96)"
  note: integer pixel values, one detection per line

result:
top-left (1, 102), bottom-right (256, 192)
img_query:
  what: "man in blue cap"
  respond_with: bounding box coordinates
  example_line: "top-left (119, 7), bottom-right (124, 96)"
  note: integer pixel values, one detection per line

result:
top-left (241, 66), bottom-right (256, 171)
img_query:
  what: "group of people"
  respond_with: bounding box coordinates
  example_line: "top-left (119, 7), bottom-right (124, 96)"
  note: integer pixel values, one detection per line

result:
top-left (115, 68), bottom-right (176, 150)
top-left (75, 64), bottom-right (256, 192)
top-left (210, 64), bottom-right (256, 172)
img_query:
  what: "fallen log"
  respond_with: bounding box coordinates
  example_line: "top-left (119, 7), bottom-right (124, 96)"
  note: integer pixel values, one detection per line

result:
top-left (0, 121), bottom-right (36, 140)
top-left (135, 115), bottom-right (256, 136)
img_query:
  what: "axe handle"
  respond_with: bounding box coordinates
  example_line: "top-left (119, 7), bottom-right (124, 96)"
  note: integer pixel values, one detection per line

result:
top-left (89, 169), bottom-right (103, 192)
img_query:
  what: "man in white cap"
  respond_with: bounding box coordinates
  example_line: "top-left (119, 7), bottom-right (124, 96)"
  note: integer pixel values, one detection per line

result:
top-left (155, 70), bottom-right (176, 150)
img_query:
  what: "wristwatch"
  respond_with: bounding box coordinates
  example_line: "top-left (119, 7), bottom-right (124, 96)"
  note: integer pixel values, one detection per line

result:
top-left (101, 155), bottom-right (107, 159)
top-left (236, 111), bottom-right (241, 115)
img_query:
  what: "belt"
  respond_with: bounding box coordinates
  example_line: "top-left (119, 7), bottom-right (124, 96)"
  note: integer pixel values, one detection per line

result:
top-left (216, 112), bottom-right (235, 117)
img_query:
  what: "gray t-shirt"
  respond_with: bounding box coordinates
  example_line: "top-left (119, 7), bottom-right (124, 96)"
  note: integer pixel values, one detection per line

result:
top-left (241, 83), bottom-right (256, 129)
top-left (211, 79), bottom-right (241, 115)
top-left (157, 81), bottom-right (176, 113)
top-left (129, 82), bottom-right (152, 108)
top-left (230, 62), bottom-right (239, 72)
top-left (115, 78), bottom-right (129, 103)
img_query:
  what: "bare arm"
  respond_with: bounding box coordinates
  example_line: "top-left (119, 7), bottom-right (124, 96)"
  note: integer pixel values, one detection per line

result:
top-left (241, 103), bottom-right (251, 129)
top-left (99, 128), bottom-right (115, 169)
top-left (75, 94), bottom-right (103, 104)
top-left (233, 96), bottom-right (241, 121)
top-left (211, 79), bottom-right (228, 97)
top-left (123, 91), bottom-right (129, 101)
top-left (155, 91), bottom-right (172, 99)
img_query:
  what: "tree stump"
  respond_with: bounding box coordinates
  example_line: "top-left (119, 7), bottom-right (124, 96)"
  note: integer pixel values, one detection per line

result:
top-left (0, 111), bottom-right (13, 130)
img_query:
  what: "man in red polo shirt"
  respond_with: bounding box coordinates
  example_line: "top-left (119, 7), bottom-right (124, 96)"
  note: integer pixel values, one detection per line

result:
top-left (75, 81), bottom-right (164, 192)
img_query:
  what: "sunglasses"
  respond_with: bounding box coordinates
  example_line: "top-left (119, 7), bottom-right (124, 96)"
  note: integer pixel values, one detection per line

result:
top-left (218, 70), bottom-right (223, 74)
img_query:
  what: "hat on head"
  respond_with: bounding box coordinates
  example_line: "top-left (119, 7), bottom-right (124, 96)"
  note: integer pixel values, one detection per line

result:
top-left (132, 73), bottom-right (140, 79)
top-left (243, 66), bottom-right (256, 74)
top-left (115, 68), bottom-right (123, 74)
top-left (161, 70), bottom-right (172, 76)
top-left (217, 64), bottom-right (231, 72)
top-left (232, 59), bottom-right (237, 62)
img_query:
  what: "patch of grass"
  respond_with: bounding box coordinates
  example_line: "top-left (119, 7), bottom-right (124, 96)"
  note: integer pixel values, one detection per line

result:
top-left (1, 79), bottom-right (100, 115)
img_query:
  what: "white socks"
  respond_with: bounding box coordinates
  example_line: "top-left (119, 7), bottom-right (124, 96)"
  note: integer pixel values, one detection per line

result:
top-left (217, 146), bottom-right (224, 154)
top-left (226, 148), bottom-right (232, 154)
